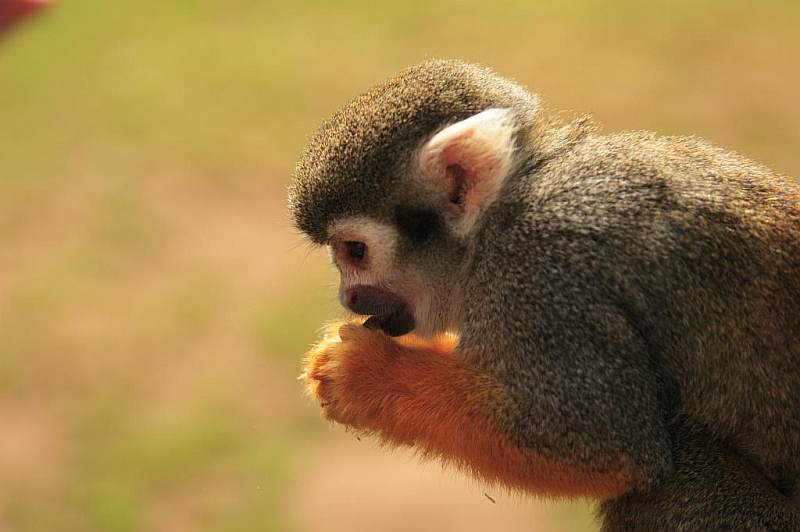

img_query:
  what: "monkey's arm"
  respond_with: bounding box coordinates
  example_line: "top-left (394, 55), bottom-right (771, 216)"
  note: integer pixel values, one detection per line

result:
top-left (304, 321), bottom-right (636, 498)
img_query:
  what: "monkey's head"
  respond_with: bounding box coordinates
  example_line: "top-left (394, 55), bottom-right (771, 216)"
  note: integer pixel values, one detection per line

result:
top-left (289, 59), bottom-right (540, 337)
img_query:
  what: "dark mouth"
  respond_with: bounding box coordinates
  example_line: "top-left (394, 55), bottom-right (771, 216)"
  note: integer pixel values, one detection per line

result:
top-left (344, 285), bottom-right (416, 337)
top-left (363, 307), bottom-right (415, 337)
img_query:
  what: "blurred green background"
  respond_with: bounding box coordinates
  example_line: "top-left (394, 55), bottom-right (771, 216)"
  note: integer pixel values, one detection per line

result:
top-left (0, 1), bottom-right (797, 531)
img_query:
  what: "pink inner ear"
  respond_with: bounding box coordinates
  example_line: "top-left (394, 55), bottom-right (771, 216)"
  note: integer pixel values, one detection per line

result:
top-left (445, 164), bottom-right (469, 206)
top-left (437, 132), bottom-right (505, 213)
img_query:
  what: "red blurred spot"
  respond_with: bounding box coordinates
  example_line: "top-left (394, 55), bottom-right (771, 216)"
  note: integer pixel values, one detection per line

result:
top-left (0, 0), bottom-right (49, 36)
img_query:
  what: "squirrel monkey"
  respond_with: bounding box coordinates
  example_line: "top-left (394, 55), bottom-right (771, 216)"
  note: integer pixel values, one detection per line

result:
top-left (288, 59), bottom-right (800, 531)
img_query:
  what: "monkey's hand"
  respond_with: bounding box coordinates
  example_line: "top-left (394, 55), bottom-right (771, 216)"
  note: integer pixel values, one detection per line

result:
top-left (303, 320), bottom-right (457, 433)
top-left (302, 320), bottom-right (633, 498)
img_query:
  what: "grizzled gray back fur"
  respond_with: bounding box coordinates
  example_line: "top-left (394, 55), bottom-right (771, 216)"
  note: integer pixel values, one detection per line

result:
top-left (289, 59), bottom-right (539, 243)
top-left (464, 128), bottom-right (800, 490)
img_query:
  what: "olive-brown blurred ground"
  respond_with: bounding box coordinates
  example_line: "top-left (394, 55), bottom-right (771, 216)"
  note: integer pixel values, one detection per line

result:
top-left (0, 2), bottom-right (797, 531)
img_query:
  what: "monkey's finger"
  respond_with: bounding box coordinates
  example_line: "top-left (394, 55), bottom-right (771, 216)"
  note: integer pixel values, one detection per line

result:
top-left (338, 321), bottom-right (367, 342)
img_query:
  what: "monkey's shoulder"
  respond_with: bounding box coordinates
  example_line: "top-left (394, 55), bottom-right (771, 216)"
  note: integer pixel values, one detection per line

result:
top-left (503, 130), bottom-right (800, 248)
top-left (470, 129), bottom-right (800, 307)
top-left (534, 130), bottom-right (795, 205)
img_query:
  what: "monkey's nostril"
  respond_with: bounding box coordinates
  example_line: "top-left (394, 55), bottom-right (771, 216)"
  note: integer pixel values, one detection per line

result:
top-left (345, 241), bottom-right (366, 261)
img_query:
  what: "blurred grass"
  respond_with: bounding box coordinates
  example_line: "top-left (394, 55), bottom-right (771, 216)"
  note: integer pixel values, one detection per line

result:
top-left (0, 1), bottom-right (797, 531)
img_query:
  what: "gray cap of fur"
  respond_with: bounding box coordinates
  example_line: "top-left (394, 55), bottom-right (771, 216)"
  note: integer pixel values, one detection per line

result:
top-left (289, 59), bottom-right (540, 243)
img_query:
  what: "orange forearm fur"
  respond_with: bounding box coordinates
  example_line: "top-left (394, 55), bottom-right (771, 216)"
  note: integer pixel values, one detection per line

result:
top-left (305, 321), bottom-right (632, 498)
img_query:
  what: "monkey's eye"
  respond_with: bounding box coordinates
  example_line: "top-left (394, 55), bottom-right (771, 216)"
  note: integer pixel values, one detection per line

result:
top-left (394, 205), bottom-right (440, 243)
top-left (344, 240), bottom-right (366, 261)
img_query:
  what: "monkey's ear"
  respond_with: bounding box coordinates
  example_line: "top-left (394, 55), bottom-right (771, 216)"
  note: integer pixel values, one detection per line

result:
top-left (419, 108), bottom-right (516, 234)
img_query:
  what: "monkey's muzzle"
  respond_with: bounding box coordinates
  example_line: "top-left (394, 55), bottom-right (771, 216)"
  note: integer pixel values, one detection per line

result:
top-left (344, 285), bottom-right (416, 337)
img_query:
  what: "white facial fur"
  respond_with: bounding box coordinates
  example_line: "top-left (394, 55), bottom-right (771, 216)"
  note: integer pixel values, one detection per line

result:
top-left (327, 215), bottom-right (445, 335)
top-left (327, 216), bottom-right (398, 295)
